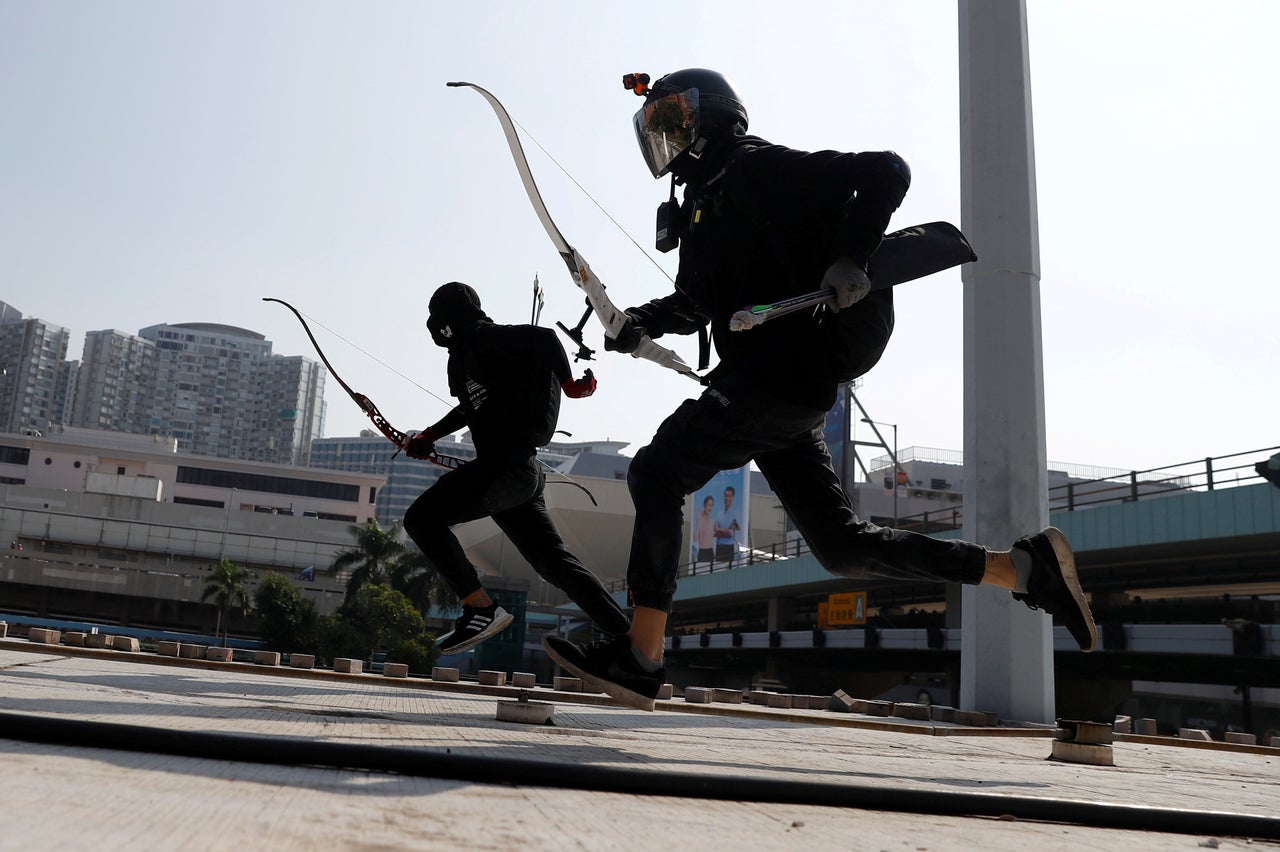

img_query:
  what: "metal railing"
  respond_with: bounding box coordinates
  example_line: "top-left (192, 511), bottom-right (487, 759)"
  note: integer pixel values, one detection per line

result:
top-left (866, 445), bottom-right (1145, 484)
top-left (888, 445), bottom-right (1278, 533)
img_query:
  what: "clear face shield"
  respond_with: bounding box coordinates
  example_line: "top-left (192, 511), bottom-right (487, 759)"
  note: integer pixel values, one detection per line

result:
top-left (632, 88), bottom-right (700, 178)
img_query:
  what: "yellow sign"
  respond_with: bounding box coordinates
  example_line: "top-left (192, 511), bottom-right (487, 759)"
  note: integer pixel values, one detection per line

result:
top-left (825, 592), bottom-right (867, 626)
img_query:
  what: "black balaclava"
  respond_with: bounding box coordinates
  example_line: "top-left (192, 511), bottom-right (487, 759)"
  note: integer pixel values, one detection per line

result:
top-left (426, 282), bottom-right (491, 349)
top-left (670, 124), bottom-right (747, 185)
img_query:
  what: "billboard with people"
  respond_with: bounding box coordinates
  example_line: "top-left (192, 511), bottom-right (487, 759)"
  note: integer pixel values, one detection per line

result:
top-left (688, 466), bottom-right (751, 570)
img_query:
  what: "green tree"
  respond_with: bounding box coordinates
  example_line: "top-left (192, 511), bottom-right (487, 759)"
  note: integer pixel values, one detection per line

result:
top-left (331, 520), bottom-right (407, 599)
top-left (344, 584), bottom-right (425, 653)
top-left (254, 572), bottom-right (318, 653)
top-left (317, 614), bottom-right (366, 664)
top-left (386, 636), bottom-right (438, 675)
top-left (326, 522), bottom-right (450, 670)
top-left (201, 558), bottom-right (253, 646)
top-left (317, 585), bottom-right (437, 669)
top-left (331, 521), bottom-right (458, 620)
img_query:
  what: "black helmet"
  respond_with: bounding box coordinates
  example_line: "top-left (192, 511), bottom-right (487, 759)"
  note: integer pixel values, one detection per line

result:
top-left (627, 68), bottom-right (748, 178)
top-left (426, 281), bottom-right (490, 349)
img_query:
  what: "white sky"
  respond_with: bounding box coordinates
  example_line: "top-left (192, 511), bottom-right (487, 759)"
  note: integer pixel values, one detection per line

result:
top-left (3, 1), bottom-right (1277, 474)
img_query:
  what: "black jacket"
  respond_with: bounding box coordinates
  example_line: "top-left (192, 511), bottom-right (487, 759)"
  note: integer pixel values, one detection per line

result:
top-left (628, 136), bottom-right (908, 411)
top-left (430, 323), bottom-right (574, 456)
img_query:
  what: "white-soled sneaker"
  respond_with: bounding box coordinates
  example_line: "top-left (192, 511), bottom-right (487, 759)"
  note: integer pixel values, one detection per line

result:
top-left (436, 605), bottom-right (513, 655)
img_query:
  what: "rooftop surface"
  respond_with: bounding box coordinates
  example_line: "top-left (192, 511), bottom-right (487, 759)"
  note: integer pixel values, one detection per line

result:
top-left (2, 642), bottom-right (1277, 851)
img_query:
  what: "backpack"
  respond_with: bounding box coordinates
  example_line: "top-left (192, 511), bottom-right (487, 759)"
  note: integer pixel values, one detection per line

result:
top-left (459, 324), bottom-right (562, 450)
top-left (719, 152), bottom-right (975, 382)
top-left (717, 151), bottom-right (895, 383)
top-left (823, 222), bottom-right (980, 380)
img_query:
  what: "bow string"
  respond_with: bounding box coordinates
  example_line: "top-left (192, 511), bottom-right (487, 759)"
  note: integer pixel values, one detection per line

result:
top-left (263, 298), bottom-right (464, 470)
top-left (447, 81), bottom-right (702, 383)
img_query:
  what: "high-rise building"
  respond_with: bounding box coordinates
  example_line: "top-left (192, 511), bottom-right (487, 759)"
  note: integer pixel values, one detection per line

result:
top-left (127, 322), bottom-right (326, 465)
top-left (1, 305), bottom-right (326, 464)
top-left (0, 301), bottom-right (72, 436)
top-left (72, 330), bottom-right (156, 433)
top-left (53, 359), bottom-right (77, 428)
top-left (249, 353), bottom-right (326, 466)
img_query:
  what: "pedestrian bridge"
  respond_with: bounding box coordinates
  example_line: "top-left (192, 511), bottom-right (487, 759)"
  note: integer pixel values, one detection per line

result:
top-left (664, 478), bottom-right (1279, 606)
top-left (641, 475), bottom-right (1280, 694)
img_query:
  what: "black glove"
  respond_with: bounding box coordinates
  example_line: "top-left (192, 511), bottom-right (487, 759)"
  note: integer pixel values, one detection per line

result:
top-left (604, 311), bottom-right (645, 354)
top-left (404, 430), bottom-right (438, 460)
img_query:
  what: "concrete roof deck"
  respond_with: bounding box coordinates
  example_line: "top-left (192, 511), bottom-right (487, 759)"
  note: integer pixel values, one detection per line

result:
top-left (2, 642), bottom-right (1278, 850)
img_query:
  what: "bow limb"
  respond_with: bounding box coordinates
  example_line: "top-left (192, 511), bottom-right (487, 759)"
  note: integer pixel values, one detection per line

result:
top-left (446, 82), bottom-right (572, 259)
top-left (447, 81), bottom-right (702, 383)
top-left (262, 298), bottom-right (464, 470)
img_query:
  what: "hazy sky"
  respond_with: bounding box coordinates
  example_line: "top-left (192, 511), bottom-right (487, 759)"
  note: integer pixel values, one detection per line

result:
top-left (3, 1), bottom-right (1277, 475)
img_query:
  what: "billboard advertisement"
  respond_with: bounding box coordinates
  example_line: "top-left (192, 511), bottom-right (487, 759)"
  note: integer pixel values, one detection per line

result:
top-left (688, 465), bottom-right (751, 569)
top-left (823, 383), bottom-right (848, 489)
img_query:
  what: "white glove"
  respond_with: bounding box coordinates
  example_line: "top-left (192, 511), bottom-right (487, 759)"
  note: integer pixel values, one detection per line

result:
top-left (729, 309), bottom-right (765, 332)
top-left (821, 258), bottom-right (872, 311)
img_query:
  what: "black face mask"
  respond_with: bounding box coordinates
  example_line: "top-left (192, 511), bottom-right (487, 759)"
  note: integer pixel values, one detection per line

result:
top-left (426, 314), bottom-right (456, 349)
top-left (426, 281), bottom-right (490, 349)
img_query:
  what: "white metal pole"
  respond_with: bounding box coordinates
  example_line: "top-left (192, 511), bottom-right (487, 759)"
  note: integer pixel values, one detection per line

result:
top-left (959, 0), bottom-right (1056, 723)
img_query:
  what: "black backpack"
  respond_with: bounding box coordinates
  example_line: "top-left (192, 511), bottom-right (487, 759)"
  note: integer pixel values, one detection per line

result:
top-left (719, 154), bottom-right (975, 381)
top-left (828, 221), bottom-right (978, 381)
top-left (465, 324), bottom-right (562, 448)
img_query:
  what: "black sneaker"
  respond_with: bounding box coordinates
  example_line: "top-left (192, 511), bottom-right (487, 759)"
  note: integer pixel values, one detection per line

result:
top-left (542, 634), bottom-right (665, 711)
top-left (1011, 527), bottom-right (1097, 652)
top-left (436, 604), bottom-right (513, 655)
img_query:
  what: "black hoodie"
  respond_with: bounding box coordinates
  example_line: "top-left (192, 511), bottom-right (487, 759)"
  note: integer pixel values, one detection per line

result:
top-left (629, 135), bottom-right (906, 412)
top-left (426, 282), bottom-right (574, 456)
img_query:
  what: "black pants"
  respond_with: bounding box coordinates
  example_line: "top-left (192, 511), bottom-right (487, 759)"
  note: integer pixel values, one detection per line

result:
top-left (626, 382), bottom-right (989, 612)
top-left (403, 454), bottom-right (630, 636)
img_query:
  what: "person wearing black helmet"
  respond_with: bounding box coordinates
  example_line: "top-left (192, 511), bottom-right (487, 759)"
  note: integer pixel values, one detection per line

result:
top-left (402, 281), bottom-right (630, 654)
top-left (542, 69), bottom-right (1096, 711)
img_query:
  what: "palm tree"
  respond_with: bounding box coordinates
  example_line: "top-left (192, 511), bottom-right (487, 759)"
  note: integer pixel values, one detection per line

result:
top-left (390, 547), bottom-right (459, 619)
top-left (201, 558), bottom-right (253, 646)
top-left (331, 520), bottom-right (408, 598)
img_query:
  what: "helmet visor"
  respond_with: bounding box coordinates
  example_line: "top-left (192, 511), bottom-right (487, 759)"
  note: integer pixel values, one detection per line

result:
top-left (633, 88), bottom-right (699, 177)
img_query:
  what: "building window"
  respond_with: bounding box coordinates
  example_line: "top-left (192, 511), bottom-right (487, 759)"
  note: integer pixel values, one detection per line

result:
top-left (0, 446), bottom-right (30, 465)
top-left (175, 465), bottom-right (360, 502)
top-left (173, 496), bottom-right (225, 509)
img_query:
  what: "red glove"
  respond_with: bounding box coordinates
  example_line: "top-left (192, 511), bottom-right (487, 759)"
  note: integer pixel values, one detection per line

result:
top-left (404, 428), bottom-right (439, 459)
top-left (561, 369), bottom-right (597, 399)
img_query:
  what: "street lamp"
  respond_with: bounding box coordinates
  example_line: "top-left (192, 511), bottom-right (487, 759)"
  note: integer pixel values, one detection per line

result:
top-left (861, 417), bottom-right (901, 526)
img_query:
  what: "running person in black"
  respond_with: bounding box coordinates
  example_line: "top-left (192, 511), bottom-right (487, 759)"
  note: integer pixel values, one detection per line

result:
top-left (403, 282), bottom-right (630, 654)
top-left (543, 69), bottom-right (1096, 710)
